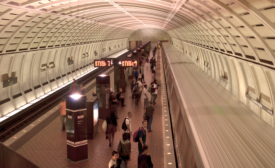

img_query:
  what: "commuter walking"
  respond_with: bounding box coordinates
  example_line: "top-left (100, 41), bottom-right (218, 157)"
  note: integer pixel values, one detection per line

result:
top-left (151, 65), bottom-right (156, 81)
top-left (138, 120), bottom-right (147, 154)
top-left (134, 69), bottom-right (139, 82)
top-left (148, 82), bottom-right (154, 102)
top-left (133, 83), bottom-right (141, 106)
top-left (109, 92), bottom-right (118, 118)
top-left (139, 55), bottom-right (143, 66)
top-left (59, 98), bottom-right (66, 131)
top-left (106, 112), bottom-right (118, 147)
top-left (143, 85), bottom-right (149, 109)
top-left (137, 78), bottom-right (143, 89)
top-left (140, 65), bottom-right (145, 83)
top-left (131, 80), bottom-right (135, 99)
top-left (117, 133), bottom-right (131, 167)
top-left (138, 145), bottom-right (153, 168)
top-left (146, 57), bottom-right (149, 69)
top-left (116, 88), bottom-right (126, 107)
top-left (122, 112), bottom-right (132, 139)
top-left (146, 101), bottom-right (154, 132)
top-left (109, 151), bottom-right (119, 168)
top-left (151, 80), bottom-right (158, 106)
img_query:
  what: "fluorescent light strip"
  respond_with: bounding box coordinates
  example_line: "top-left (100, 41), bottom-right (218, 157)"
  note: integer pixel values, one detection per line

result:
top-left (0, 67), bottom-right (98, 123)
top-left (106, 0), bottom-right (148, 27)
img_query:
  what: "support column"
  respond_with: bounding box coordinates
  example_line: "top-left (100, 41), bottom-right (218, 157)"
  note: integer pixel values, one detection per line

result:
top-left (66, 95), bottom-right (88, 162)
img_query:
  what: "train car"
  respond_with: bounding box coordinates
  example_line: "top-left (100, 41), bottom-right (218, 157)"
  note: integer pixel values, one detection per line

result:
top-left (162, 42), bottom-right (275, 168)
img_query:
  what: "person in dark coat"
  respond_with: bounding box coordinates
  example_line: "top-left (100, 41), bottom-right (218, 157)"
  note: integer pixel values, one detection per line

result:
top-left (138, 145), bottom-right (153, 168)
top-left (106, 112), bottom-right (118, 147)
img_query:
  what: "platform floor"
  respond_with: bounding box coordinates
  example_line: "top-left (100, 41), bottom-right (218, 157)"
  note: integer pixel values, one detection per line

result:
top-left (16, 48), bottom-right (165, 168)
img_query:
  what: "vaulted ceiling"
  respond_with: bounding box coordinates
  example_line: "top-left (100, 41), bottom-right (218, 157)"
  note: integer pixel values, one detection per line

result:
top-left (1, 0), bottom-right (275, 68)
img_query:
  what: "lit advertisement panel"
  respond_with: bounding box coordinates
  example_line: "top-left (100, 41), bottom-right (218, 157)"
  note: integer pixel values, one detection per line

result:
top-left (93, 101), bottom-right (98, 126)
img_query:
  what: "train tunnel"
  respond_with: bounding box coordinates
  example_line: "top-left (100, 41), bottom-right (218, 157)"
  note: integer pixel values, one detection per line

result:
top-left (1, 0), bottom-right (275, 167)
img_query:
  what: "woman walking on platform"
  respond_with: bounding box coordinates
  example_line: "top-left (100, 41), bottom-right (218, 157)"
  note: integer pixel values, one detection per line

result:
top-left (106, 112), bottom-right (118, 147)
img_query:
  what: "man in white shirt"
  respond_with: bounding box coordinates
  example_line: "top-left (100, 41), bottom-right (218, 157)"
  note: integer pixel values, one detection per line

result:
top-left (137, 78), bottom-right (142, 88)
top-left (125, 112), bottom-right (132, 151)
top-left (109, 151), bottom-right (119, 168)
top-left (143, 85), bottom-right (149, 109)
top-left (152, 80), bottom-right (158, 106)
top-left (125, 112), bottom-right (132, 134)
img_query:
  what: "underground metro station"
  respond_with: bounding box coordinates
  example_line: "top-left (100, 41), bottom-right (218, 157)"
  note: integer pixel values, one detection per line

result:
top-left (1, 0), bottom-right (275, 167)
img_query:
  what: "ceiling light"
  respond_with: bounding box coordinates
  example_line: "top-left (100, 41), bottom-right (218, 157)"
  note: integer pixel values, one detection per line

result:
top-left (70, 94), bottom-right (82, 100)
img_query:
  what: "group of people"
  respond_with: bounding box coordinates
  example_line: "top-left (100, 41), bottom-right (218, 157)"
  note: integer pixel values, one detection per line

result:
top-left (108, 46), bottom-right (160, 168)
top-left (59, 46), bottom-right (159, 168)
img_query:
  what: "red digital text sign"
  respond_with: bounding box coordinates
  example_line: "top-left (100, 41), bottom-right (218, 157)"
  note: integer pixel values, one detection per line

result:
top-left (94, 60), bottom-right (112, 67)
top-left (121, 60), bottom-right (138, 67)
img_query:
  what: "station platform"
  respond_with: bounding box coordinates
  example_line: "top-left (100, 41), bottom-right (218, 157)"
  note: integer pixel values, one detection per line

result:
top-left (13, 47), bottom-right (167, 168)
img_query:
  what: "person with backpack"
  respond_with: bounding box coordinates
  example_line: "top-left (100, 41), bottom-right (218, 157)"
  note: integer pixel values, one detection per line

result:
top-left (133, 120), bottom-right (147, 154)
top-left (133, 82), bottom-right (141, 106)
top-left (106, 112), bottom-right (118, 147)
top-left (146, 101), bottom-right (154, 132)
top-left (138, 145), bottom-right (153, 168)
top-left (151, 80), bottom-right (158, 106)
top-left (117, 133), bottom-right (131, 167)
top-left (134, 69), bottom-right (139, 82)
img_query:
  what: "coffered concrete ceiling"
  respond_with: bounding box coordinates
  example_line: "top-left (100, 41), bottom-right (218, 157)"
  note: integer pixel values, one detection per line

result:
top-left (0, 0), bottom-right (275, 68)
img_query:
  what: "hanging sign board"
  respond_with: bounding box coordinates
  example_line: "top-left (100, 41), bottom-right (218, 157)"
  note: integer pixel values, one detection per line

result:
top-left (119, 60), bottom-right (138, 67)
top-left (246, 94), bottom-right (273, 115)
top-left (94, 60), bottom-right (112, 67)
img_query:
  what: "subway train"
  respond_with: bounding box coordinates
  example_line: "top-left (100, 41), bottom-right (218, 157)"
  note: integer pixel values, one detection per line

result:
top-left (162, 42), bottom-right (275, 168)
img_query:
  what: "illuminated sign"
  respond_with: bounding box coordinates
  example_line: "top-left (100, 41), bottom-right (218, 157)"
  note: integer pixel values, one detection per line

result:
top-left (121, 60), bottom-right (138, 67)
top-left (94, 60), bottom-right (112, 67)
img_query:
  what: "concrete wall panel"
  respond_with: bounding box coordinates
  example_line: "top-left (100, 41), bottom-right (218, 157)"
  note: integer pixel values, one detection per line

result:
top-left (173, 38), bottom-right (275, 128)
top-left (0, 38), bottom-right (128, 117)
